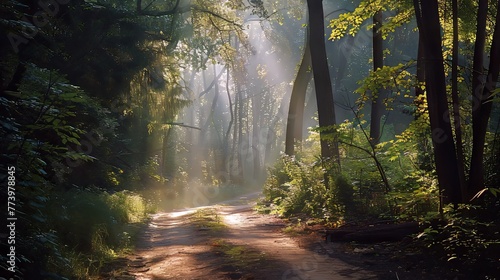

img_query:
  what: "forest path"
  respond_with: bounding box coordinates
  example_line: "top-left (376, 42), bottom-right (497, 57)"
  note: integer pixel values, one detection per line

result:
top-left (214, 196), bottom-right (378, 280)
top-left (105, 193), bottom-right (387, 280)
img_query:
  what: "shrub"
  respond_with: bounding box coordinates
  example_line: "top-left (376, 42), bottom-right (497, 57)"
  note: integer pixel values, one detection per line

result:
top-left (417, 204), bottom-right (500, 278)
top-left (262, 154), bottom-right (345, 222)
top-left (107, 191), bottom-right (150, 223)
top-left (39, 188), bottom-right (151, 278)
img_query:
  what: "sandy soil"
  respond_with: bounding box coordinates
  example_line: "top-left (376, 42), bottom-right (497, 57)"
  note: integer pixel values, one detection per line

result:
top-left (100, 193), bottom-right (446, 280)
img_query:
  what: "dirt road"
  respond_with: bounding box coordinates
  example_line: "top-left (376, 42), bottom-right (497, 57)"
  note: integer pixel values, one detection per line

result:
top-left (103, 193), bottom-right (407, 280)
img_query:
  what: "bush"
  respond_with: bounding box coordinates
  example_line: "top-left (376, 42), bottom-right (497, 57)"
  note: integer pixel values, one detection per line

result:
top-left (417, 204), bottom-right (500, 278)
top-left (41, 188), bottom-right (151, 278)
top-left (107, 191), bottom-right (150, 223)
top-left (262, 154), bottom-right (346, 223)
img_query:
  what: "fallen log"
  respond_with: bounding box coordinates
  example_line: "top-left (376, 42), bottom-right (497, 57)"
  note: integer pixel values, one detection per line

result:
top-left (325, 221), bottom-right (420, 243)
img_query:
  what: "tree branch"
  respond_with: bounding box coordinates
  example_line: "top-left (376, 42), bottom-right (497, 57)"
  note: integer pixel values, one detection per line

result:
top-left (194, 8), bottom-right (243, 29)
top-left (136, 1), bottom-right (242, 30)
top-left (165, 122), bottom-right (201, 130)
top-left (198, 66), bottom-right (227, 98)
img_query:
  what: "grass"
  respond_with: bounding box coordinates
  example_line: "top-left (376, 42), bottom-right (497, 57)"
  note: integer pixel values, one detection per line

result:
top-left (210, 239), bottom-right (267, 269)
top-left (189, 208), bottom-right (268, 272)
top-left (43, 189), bottom-right (152, 279)
top-left (189, 208), bottom-right (227, 232)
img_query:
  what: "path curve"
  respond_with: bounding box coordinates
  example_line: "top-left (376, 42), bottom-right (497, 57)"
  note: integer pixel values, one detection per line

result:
top-left (107, 192), bottom-right (384, 280)
top-left (216, 193), bottom-right (377, 279)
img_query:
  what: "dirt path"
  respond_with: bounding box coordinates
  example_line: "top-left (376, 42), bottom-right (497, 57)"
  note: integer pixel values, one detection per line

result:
top-left (102, 193), bottom-right (408, 280)
top-left (215, 197), bottom-right (378, 280)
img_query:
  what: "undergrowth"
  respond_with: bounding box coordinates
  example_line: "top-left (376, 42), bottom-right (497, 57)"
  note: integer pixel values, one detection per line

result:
top-left (416, 203), bottom-right (500, 278)
top-left (41, 188), bottom-right (152, 279)
top-left (260, 124), bottom-right (500, 278)
top-left (260, 152), bottom-right (369, 227)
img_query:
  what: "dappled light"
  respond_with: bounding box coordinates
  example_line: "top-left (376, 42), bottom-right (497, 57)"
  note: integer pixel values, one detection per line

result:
top-left (1, 0), bottom-right (499, 279)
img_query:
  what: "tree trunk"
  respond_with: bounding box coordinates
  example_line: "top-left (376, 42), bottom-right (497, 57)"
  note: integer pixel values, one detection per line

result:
top-left (223, 67), bottom-right (233, 182)
top-left (161, 127), bottom-right (174, 179)
top-left (212, 64), bottom-right (226, 183)
top-left (285, 28), bottom-right (312, 155)
top-left (187, 70), bottom-right (202, 179)
top-left (227, 38), bottom-right (245, 184)
top-left (230, 81), bottom-right (240, 182)
top-left (451, 0), bottom-right (467, 200)
top-left (200, 66), bottom-right (220, 136)
top-left (306, 0), bottom-right (340, 172)
top-left (469, 0), bottom-right (500, 199)
top-left (252, 85), bottom-right (262, 179)
top-left (236, 82), bottom-right (244, 182)
top-left (334, 35), bottom-right (355, 91)
top-left (369, 10), bottom-right (385, 147)
top-left (415, 34), bottom-right (425, 102)
top-left (413, 0), bottom-right (462, 206)
top-left (265, 97), bottom-right (288, 165)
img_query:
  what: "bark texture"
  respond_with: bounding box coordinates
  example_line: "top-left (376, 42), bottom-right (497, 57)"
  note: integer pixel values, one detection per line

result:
top-left (285, 29), bottom-right (312, 155)
top-left (306, 0), bottom-right (340, 169)
top-left (413, 0), bottom-right (462, 205)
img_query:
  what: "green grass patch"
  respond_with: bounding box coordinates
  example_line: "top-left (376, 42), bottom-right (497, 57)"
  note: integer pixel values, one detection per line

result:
top-left (282, 225), bottom-right (300, 236)
top-left (210, 239), bottom-right (267, 269)
top-left (189, 208), bottom-right (227, 232)
top-left (188, 209), bottom-right (268, 272)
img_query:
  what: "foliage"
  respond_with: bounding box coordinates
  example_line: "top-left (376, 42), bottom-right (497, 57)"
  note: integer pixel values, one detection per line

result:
top-left (0, 63), bottom-right (149, 279)
top-left (0, 0), bottom-right (498, 277)
top-left (0, 0), bottom-right (282, 278)
top-left (263, 130), bottom-right (371, 224)
top-left (266, 0), bottom-right (499, 276)
top-left (336, 116), bottom-right (440, 219)
top-left (484, 128), bottom-right (500, 188)
top-left (417, 204), bottom-right (500, 278)
top-left (355, 62), bottom-right (415, 110)
top-left (2, 64), bottom-right (95, 169)
top-left (47, 188), bottom-right (151, 278)
top-left (0, 65), bottom-right (99, 277)
top-left (328, 0), bottom-right (413, 40)
top-left (263, 107), bottom-right (441, 222)
top-left (261, 152), bottom-right (328, 220)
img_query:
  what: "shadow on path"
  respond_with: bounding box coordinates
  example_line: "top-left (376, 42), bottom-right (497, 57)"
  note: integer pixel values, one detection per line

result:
top-left (102, 192), bottom-right (412, 280)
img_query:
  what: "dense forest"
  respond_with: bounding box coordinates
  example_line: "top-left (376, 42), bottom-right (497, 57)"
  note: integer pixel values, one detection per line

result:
top-left (1, 0), bottom-right (499, 279)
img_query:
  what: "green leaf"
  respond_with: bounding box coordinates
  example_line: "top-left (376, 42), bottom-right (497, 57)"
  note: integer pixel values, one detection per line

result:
top-left (67, 137), bottom-right (80, 145)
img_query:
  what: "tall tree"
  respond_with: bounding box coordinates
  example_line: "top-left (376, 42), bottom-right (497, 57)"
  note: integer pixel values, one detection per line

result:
top-left (285, 28), bottom-right (312, 155)
top-left (306, 0), bottom-right (340, 171)
top-left (413, 0), bottom-right (462, 206)
top-left (223, 67), bottom-right (234, 182)
top-left (451, 0), bottom-right (467, 199)
top-left (415, 35), bottom-right (425, 117)
top-left (252, 83), bottom-right (263, 179)
top-left (468, 0), bottom-right (500, 199)
top-left (369, 10), bottom-right (385, 146)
